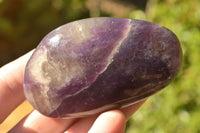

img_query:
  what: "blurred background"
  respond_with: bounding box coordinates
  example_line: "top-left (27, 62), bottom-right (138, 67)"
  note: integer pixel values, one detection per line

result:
top-left (0, 0), bottom-right (200, 132)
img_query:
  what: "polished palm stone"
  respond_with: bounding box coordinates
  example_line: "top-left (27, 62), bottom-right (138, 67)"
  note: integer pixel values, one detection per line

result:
top-left (24, 17), bottom-right (182, 118)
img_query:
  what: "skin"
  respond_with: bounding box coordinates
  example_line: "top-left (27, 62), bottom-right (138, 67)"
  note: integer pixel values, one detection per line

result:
top-left (0, 50), bottom-right (145, 133)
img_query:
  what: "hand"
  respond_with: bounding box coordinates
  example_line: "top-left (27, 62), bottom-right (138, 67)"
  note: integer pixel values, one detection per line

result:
top-left (0, 51), bottom-right (145, 133)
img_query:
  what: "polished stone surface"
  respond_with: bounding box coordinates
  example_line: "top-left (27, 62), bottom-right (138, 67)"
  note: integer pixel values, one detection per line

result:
top-left (24, 17), bottom-right (182, 118)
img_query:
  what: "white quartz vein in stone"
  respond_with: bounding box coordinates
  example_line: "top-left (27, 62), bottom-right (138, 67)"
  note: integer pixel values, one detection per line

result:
top-left (61, 19), bottom-right (132, 99)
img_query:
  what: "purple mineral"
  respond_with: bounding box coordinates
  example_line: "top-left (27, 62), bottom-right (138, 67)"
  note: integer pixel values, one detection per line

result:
top-left (24, 17), bottom-right (182, 118)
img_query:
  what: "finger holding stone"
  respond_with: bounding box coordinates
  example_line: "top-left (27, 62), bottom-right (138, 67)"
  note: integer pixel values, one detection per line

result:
top-left (0, 50), bottom-right (33, 123)
top-left (88, 110), bottom-right (126, 133)
top-left (64, 115), bottom-right (98, 133)
top-left (9, 110), bottom-right (78, 133)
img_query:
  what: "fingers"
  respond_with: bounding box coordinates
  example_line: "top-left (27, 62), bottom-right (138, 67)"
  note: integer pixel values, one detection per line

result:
top-left (0, 51), bottom-right (33, 123)
top-left (9, 110), bottom-right (78, 133)
top-left (88, 110), bottom-right (126, 133)
top-left (65, 115), bottom-right (98, 133)
top-left (9, 100), bottom-right (145, 133)
top-left (65, 100), bottom-right (146, 133)
top-left (10, 110), bottom-right (125, 133)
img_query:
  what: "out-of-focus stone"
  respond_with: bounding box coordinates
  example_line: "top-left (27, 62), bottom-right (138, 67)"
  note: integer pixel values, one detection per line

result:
top-left (24, 17), bottom-right (182, 118)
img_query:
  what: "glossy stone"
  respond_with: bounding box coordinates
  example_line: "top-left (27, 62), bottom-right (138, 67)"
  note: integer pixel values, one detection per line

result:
top-left (24, 17), bottom-right (182, 118)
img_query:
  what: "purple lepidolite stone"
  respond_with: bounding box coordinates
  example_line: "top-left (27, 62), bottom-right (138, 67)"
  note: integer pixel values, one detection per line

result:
top-left (24, 17), bottom-right (182, 118)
